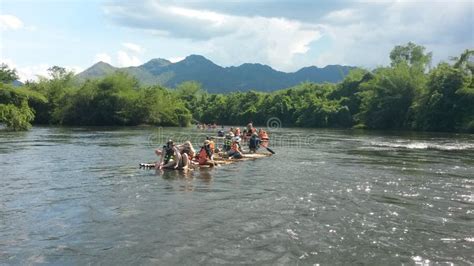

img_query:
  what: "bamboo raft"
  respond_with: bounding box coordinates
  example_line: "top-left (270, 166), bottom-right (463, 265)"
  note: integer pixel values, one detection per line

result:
top-left (139, 152), bottom-right (272, 169)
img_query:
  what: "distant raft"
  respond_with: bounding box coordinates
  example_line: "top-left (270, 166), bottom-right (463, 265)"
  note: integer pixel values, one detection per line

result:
top-left (139, 152), bottom-right (272, 169)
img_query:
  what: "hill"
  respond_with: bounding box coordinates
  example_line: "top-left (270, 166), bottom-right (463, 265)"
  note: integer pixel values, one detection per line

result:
top-left (12, 80), bottom-right (23, 87)
top-left (76, 55), bottom-right (356, 93)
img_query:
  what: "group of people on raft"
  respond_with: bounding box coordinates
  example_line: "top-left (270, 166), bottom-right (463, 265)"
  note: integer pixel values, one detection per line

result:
top-left (219, 122), bottom-right (270, 153)
top-left (196, 123), bottom-right (218, 130)
top-left (155, 122), bottom-right (270, 170)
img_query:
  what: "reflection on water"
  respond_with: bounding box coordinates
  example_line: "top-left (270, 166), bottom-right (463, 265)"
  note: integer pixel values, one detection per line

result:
top-left (0, 126), bottom-right (473, 264)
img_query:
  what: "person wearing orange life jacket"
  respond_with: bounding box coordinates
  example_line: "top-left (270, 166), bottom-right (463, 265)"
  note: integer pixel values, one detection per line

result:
top-left (258, 128), bottom-right (269, 147)
top-left (209, 137), bottom-right (216, 154)
top-left (197, 140), bottom-right (216, 167)
top-left (228, 136), bottom-right (243, 159)
top-left (208, 136), bottom-right (219, 155)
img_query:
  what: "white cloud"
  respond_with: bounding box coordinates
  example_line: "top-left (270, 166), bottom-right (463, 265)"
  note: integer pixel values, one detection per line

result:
top-left (205, 16), bottom-right (322, 70)
top-left (104, 0), bottom-right (473, 70)
top-left (117, 50), bottom-right (141, 67)
top-left (105, 2), bottom-right (322, 71)
top-left (0, 14), bottom-right (23, 30)
top-left (122, 42), bottom-right (143, 53)
top-left (313, 1), bottom-right (474, 68)
top-left (1, 58), bottom-right (84, 82)
top-left (322, 8), bottom-right (362, 24)
top-left (104, 2), bottom-right (234, 40)
top-left (1, 58), bottom-right (49, 81)
top-left (95, 53), bottom-right (112, 64)
top-left (67, 65), bottom-right (84, 75)
top-left (18, 64), bottom-right (50, 81)
top-left (168, 56), bottom-right (185, 63)
top-left (95, 49), bottom-right (143, 67)
top-left (168, 6), bottom-right (226, 25)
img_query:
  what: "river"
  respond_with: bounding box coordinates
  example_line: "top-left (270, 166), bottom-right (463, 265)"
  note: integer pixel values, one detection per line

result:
top-left (0, 126), bottom-right (473, 264)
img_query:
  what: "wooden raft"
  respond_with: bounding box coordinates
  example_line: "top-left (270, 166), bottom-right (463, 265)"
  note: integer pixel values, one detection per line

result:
top-left (139, 152), bottom-right (272, 169)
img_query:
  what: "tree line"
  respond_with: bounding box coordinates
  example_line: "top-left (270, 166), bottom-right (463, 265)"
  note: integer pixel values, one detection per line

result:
top-left (1, 43), bottom-right (473, 133)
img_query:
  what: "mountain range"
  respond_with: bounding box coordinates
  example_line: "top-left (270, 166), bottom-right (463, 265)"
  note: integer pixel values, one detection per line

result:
top-left (76, 55), bottom-right (356, 93)
top-left (12, 80), bottom-right (23, 87)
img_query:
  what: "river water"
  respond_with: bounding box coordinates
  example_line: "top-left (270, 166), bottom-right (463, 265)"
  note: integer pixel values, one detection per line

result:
top-left (0, 126), bottom-right (473, 265)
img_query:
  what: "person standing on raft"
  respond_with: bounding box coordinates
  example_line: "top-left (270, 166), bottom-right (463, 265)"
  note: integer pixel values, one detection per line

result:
top-left (249, 133), bottom-right (261, 153)
top-left (245, 122), bottom-right (256, 141)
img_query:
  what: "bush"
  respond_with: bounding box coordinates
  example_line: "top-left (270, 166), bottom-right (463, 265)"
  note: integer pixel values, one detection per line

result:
top-left (0, 100), bottom-right (35, 131)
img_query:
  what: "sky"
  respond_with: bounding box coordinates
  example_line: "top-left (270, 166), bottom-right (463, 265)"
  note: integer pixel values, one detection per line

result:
top-left (0, 0), bottom-right (473, 81)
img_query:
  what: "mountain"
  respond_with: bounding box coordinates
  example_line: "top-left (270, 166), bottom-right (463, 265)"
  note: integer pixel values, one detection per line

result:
top-left (12, 80), bottom-right (23, 87)
top-left (76, 61), bottom-right (116, 82)
top-left (76, 55), bottom-right (356, 93)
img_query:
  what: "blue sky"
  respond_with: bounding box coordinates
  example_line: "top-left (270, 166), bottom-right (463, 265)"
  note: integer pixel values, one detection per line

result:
top-left (1, 0), bottom-right (473, 81)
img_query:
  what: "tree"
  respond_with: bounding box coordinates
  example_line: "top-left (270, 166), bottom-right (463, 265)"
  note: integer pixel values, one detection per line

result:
top-left (390, 42), bottom-right (432, 70)
top-left (356, 64), bottom-right (426, 129)
top-left (452, 49), bottom-right (474, 70)
top-left (0, 85), bottom-right (44, 131)
top-left (27, 66), bottom-right (75, 124)
top-left (0, 63), bottom-right (19, 84)
top-left (329, 69), bottom-right (372, 123)
top-left (0, 100), bottom-right (35, 131)
top-left (175, 81), bottom-right (204, 113)
top-left (452, 49), bottom-right (474, 89)
top-left (414, 63), bottom-right (469, 131)
top-left (47, 66), bottom-right (68, 80)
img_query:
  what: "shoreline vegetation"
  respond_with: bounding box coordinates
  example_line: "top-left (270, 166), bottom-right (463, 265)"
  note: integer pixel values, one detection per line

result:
top-left (1, 43), bottom-right (473, 133)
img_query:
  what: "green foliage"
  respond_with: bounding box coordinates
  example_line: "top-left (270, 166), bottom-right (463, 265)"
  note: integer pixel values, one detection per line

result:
top-left (191, 82), bottom-right (351, 128)
top-left (0, 63), bottom-right (19, 84)
top-left (176, 81), bottom-right (205, 112)
top-left (1, 43), bottom-right (471, 134)
top-left (50, 72), bottom-right (192, 126)
top-left (413, 63), bottom-right (473, 132)
top-left (356, 64), bottom-right (426, 129)
top-left (0, 84), bottom-right (46, 131)
top-left (390, 42), bottom-right (432, 70)
top-left (136, 85), bottom-right (192, 127)
top-left (0, 100), bottom-right (35, 131)
top-left (328, 69), bottom-right (372, 123)
top-left (27, 66), bottom-right (76, 124)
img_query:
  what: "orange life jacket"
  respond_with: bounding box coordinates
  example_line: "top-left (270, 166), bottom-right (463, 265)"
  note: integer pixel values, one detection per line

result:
top-left (198, 147), bottom-right (209, 164)
top-left (209, 141), bottom-right (215, 152)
